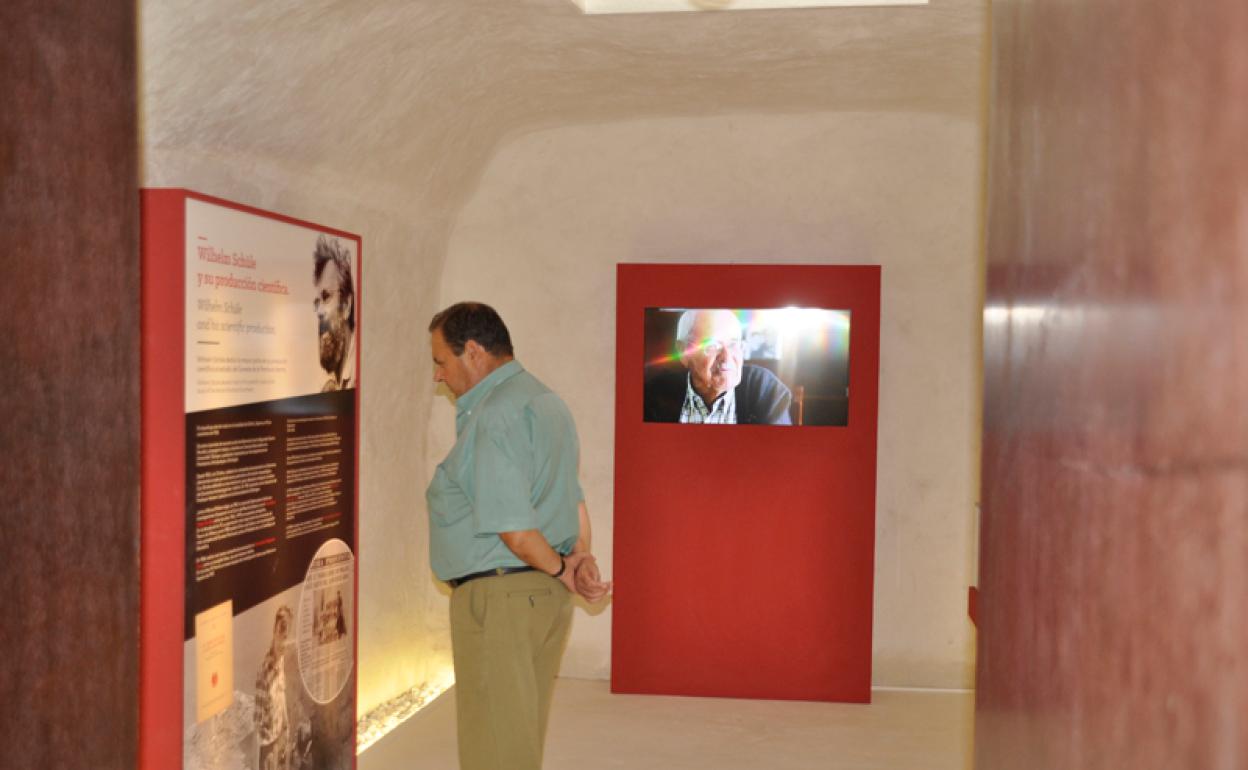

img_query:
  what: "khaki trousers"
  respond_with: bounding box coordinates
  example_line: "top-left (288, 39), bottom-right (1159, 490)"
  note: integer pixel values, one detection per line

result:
top-left (450, 570), bottom-right (573, 770)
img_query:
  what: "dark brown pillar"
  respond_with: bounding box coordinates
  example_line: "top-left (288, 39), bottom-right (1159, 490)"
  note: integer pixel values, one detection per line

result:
top-left (0, 2), bottom-right (140, 768)
top-left (978, 1), bottom-right (1248, 768)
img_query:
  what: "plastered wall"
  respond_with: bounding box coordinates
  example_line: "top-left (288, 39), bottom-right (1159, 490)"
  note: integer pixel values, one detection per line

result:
top-left (140, 0), bottom-right (985, 714)
top-left (437, 111), bottom-right (981, 687)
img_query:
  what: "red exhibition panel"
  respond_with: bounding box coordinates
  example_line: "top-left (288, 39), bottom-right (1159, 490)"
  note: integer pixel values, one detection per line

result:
top-left (140, 189), bottom-right (187, 770)
top-left (612, 263), bottom-right (880, 702)
top-left (140, 189), bottom-right (361, 769)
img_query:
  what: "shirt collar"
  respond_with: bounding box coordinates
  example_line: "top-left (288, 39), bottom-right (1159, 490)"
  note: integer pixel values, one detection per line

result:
top-left (456, 359), bottom-right (523, 416)
top-left (684, 372), bottom-right (734, 411)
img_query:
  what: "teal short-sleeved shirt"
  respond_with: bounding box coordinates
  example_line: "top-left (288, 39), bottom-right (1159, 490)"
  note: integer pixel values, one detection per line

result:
top-left (426, 360), bottom-right (584, 581)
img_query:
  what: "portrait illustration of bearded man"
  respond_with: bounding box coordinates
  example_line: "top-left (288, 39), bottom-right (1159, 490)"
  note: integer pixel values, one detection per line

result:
top-left (312, 235), bottom-right (356, 391)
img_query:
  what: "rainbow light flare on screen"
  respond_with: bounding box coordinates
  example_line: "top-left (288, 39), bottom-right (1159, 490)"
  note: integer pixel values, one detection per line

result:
top-left (650, 307), bottom-right (850, 366)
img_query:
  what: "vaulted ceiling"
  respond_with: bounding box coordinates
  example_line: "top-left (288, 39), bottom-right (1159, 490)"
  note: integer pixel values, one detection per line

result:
top-left (142, 0), bottom-right (983, 200)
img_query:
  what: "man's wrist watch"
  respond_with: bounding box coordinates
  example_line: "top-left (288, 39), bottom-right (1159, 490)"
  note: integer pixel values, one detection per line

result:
top-left (551, 555), bottom-right (566, 578)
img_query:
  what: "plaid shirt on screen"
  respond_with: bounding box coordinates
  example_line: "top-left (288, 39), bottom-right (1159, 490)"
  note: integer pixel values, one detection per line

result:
top-left (679, 375), bottom-right (736, 424)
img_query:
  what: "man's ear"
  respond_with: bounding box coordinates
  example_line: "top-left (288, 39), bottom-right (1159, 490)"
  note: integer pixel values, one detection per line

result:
top-left (462, 339), bottom-right (485, 361)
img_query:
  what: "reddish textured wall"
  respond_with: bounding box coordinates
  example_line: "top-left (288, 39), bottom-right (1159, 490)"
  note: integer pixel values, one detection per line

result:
top-left (977, 1), bottom-right (1248, 768)
top-left (0, 2), bottom-right (139, 768)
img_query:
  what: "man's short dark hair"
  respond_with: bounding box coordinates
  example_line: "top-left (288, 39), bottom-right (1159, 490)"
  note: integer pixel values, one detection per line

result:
top-left (313, 235), bottom-right (355, 331)
top-left (429, 302), bottom-right (514, 357)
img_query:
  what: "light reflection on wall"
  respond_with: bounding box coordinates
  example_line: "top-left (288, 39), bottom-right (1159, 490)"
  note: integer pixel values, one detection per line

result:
top-left (983, 303), bottom-right (1047, 325)
top-left (355, 668), bottom-right (455, 754)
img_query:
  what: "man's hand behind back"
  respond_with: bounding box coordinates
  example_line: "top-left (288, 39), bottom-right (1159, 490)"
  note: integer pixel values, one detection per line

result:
top-left (571, 554), bottom-right (612, 603)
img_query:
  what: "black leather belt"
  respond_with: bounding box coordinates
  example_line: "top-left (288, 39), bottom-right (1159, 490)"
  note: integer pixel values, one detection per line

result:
top-left (446, 565), bottom-right (536, 589)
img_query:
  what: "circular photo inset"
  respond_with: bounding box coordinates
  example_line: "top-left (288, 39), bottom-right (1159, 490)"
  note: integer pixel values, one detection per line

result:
top-left (297, 538), bottom-right (355, 704)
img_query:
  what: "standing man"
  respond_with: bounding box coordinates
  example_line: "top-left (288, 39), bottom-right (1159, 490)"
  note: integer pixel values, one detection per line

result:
top-left (425, 302), bottom-right (610, 770)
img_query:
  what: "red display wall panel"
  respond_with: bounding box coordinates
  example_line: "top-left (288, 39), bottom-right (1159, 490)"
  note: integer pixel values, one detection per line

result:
top-left (140, 189), bottom-right (187, 770)
top-left (612, 264), bottom-right (880, 702)
top-left (140, 189), bottom-right (361, 769)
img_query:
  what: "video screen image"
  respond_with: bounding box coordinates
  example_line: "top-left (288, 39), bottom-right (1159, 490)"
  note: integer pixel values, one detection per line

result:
top-left (643, 307), bottom-right (850, 427)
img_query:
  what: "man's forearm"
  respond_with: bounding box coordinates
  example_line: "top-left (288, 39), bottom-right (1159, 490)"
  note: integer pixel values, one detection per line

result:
top-left (573, 500), bottom-right (592, 554)
top-left (498, 529), bottom-right (565, 575)
top-left (499, 528), bottom-right (590, 595)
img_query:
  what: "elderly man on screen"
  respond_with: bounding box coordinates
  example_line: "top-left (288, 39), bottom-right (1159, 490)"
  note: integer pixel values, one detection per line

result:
top-left (643, 309), bottom-right (792, 425)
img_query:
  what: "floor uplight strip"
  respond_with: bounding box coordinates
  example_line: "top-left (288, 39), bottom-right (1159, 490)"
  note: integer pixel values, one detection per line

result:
top-left (356, 672), bottom-right (455, 754)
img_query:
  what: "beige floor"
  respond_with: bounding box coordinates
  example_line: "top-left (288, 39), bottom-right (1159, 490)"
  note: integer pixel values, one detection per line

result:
top-left (359, 679), bottom-right (974, 770)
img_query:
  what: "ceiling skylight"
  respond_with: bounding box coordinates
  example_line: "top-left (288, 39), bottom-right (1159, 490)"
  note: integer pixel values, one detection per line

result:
top-left (570, 0), bottom-right (926, 13)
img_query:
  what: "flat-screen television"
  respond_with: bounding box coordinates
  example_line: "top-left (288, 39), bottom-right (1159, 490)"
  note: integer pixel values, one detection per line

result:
top-left (642, 307), bottom-right (850, 426)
